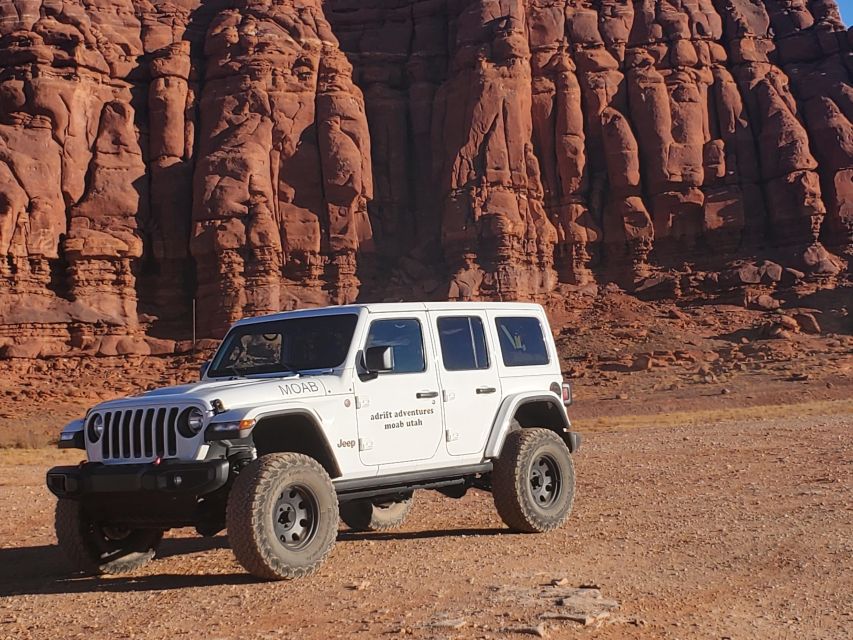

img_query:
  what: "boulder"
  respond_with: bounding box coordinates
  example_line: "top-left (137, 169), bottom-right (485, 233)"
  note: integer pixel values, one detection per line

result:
top-left (794, 312), bottom-right (821, 334)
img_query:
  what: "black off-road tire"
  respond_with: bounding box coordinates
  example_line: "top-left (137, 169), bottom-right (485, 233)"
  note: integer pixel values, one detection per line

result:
top-left (54, 499), bottom-right (164, 575)
top-left (226, 453), bottom-right (339, 580)
top-left (340, 494), bottom-right (414, 532)
top-left (492, 428), bottom-right (575, 533)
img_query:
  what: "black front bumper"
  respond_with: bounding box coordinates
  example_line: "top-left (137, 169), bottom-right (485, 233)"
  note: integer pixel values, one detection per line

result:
top-left (46, 459), bottom-right (230, 500)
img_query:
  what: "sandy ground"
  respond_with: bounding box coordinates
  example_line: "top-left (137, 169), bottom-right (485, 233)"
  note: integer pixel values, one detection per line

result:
top-left (1, 402), bottom-right (850, 640)
top-left (0, 289), bottom-right (850, 638)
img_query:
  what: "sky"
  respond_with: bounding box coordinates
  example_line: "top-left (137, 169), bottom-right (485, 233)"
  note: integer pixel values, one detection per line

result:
top-left (839, 0), bottom-right (853, 26)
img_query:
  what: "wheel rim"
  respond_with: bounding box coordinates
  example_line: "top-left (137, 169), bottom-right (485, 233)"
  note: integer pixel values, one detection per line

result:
top-left (529, 454), bottom-right (561, 508)
top-left (273, 484), bottom-right (319, 550)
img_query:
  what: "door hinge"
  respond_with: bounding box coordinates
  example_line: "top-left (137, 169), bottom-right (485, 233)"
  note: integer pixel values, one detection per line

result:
top-left (355, 396), bottom-right (369, 409)
top-left (358, 438), bottom-right (373, 452)
top-left (442, 390), bottom-right (456, 402)
top-left (445, 430), bottom-right (459, 442)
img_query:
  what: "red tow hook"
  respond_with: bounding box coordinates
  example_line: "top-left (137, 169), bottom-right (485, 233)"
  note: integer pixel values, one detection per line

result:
top-left (153, 456), bottom-right (162, 466)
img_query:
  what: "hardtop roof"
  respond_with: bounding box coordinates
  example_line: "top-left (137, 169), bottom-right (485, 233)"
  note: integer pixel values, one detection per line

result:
top-left (232, 301), bottom-right (545, 326)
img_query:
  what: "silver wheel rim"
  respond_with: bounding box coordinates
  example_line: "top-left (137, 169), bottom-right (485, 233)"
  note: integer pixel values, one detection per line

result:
top-left (273, 485), bottom-right (319, 550)
top-left (529, 454), bottom-right (561, 508)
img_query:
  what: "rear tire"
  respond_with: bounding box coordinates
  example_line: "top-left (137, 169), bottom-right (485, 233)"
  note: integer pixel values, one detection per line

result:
top-left (340, 494), bottom-right (414, 532)
top-left (492, 428), bottom-right (575, 533)
top-left (54, 499), bottom-right (163, 575)
top-left (226, 453), bottom-right (339, 580)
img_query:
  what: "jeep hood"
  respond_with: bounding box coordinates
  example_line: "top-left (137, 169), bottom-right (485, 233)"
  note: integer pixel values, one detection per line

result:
top-left (93, 374), bottom-right (346, 413)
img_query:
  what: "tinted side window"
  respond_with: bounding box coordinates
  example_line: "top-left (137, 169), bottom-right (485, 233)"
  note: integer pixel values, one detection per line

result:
top-left (437, 316), bottom-right (489, 371)
top-left (365, 319), bottom-right (425, 374)
top-left (495, 317), bottom-right (549, 367)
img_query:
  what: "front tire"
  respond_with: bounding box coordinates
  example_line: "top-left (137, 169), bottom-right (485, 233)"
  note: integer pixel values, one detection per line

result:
top-left (226, 453), bottom-right (339, 580)
top-left (54, 499), bottom-right (164, 575)
top-left (491, 428), bottom-right (575, 533)
top-left (340, 494), bottom-right (414, 532)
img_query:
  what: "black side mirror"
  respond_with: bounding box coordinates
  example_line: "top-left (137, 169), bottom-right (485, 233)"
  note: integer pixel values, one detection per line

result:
top-left (364, 346), bottom-right (394, 373)
top-left (199, 361), bottom-right (210, 379)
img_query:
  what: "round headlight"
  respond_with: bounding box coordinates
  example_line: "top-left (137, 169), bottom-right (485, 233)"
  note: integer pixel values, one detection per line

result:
top-left (87, 414), bottom-right (104, 443)
top-left (179, 407), bottom-right (205, 437)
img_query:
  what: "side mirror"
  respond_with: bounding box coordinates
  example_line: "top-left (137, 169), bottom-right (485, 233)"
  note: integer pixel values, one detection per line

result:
top-left (364, 346), bottom-right (394, 373)
top-left (199, 361), bottom-right (210, 379)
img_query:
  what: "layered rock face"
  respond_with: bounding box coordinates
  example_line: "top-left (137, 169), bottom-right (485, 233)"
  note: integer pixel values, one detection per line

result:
top-left (0, 0), bottom-right (850, 351)
top-left (191, 0), bottom-right (373, 334)
top-left (329, 0), bottom-right (852, 290)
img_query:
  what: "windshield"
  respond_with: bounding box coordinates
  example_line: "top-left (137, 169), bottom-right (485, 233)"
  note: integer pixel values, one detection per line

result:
top-left (208, 314), bottom-right (359, 377)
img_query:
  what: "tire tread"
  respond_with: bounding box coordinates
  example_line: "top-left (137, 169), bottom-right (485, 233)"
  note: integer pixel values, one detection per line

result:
top-left (227, 453), bottom-right (338, 580)
top-left (54, 499), bottom-right (161, 575)
top-left (492, 428), bottom-right (575, 533)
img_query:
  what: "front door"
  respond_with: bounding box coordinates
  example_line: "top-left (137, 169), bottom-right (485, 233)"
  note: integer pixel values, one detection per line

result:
top-left (355, 313), bottom-right (444, 466)
top-left (430, 312), bottom-right (502, 456)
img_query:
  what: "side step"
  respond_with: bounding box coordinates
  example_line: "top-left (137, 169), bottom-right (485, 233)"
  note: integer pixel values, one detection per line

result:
top-left (334, 463), bottom-right (493, 503)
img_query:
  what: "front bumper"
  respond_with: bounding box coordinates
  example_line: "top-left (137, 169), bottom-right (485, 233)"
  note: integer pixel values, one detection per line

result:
top-left (46, 459), bottom-right (230, 500)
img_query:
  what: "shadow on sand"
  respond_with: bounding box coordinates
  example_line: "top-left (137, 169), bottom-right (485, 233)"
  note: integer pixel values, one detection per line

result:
top-left (0, 535), bottom-right (248, 596)
top-left (0, 526), bottom-right (513, 596)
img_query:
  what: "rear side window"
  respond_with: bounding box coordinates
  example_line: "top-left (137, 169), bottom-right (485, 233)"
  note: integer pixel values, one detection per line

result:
top-left (365, 318), bottom-right (425, 373)
top-left (495, 317), bottom-right (549, 367)
top-left (437, 316), bottom-right (489, 371)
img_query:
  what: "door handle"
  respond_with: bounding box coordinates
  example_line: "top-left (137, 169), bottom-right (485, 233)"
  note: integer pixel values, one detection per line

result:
top-left (476, 386), bottom-right (497, 394)
top-left (416, 391), bottom-right (439, 399)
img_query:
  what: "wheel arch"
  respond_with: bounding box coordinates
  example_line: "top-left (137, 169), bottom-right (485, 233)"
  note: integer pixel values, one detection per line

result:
top-left (484, 393), bottom-right (572, 459)
top-left (249, 410), bottom-right (342, 479)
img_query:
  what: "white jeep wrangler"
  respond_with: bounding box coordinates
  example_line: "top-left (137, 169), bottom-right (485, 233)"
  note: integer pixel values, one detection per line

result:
top-left (47, 303), bottom-right (580, 580)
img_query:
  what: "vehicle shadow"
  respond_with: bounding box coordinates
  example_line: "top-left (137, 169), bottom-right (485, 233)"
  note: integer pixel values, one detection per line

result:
top-left (0, 527), bottom-right (513, 596)
top-left (337, 526), bottom-right (513, 542)
top-left (0, 535), bottom-right (249, 597)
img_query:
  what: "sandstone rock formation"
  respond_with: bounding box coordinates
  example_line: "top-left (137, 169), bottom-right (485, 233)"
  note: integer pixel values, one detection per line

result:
top-left (0, 0), bottom-right (850, 352)
top-left (191, 0), bottom-right (373, 335)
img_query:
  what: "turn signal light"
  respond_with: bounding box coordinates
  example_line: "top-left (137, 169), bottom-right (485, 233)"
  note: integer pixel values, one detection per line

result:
top-left (205, 419), bottom-right (256, 441)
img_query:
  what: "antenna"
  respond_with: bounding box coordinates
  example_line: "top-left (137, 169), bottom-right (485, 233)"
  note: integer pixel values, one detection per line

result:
top-left (192, 298), bottom-right (197, 356)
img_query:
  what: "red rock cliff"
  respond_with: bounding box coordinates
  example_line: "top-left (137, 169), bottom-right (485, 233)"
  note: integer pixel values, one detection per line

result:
top-left (0, 0), bottom-right (850, 352)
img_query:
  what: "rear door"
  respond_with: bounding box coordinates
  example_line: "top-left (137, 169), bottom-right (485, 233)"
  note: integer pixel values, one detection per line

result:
top-left (354, 313), bottom-right (444, 466)
top-left (430, 311), bottom-right (502, 456)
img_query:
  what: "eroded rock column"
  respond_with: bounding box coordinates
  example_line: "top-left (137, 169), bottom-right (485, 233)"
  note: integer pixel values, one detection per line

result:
top-left (191, 0), bottom-right (373, 335)
top-left (433, 0), bottom-right (557, 300)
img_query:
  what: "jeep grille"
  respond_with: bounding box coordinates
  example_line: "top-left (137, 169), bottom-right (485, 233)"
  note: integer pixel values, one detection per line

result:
top-left (99, 407), bottom-right (181, 461)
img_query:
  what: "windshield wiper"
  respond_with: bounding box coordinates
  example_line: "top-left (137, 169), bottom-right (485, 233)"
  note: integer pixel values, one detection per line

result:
top-left (219, 362), bottom-right (306, 379)
top-left (278, 360), bottom-right (303, 377)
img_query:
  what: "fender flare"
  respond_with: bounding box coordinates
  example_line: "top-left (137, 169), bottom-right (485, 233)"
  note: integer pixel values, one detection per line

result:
top-left (58, 418), bottom-right (85, 449)
top-left (483, 392), bottom-right (571, 459)
top-left (240, 407), bottom-right (342, 478)
top-left (209, 405), bottom-right (326, 432)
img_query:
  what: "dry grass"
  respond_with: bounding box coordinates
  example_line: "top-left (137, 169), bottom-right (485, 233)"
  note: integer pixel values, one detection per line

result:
top-left (573, 398), bottom-right (853, 432)
top-left (0, 430), bottom-right (57, 450)
top-left (0, 447), bottom-right (80, 465)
